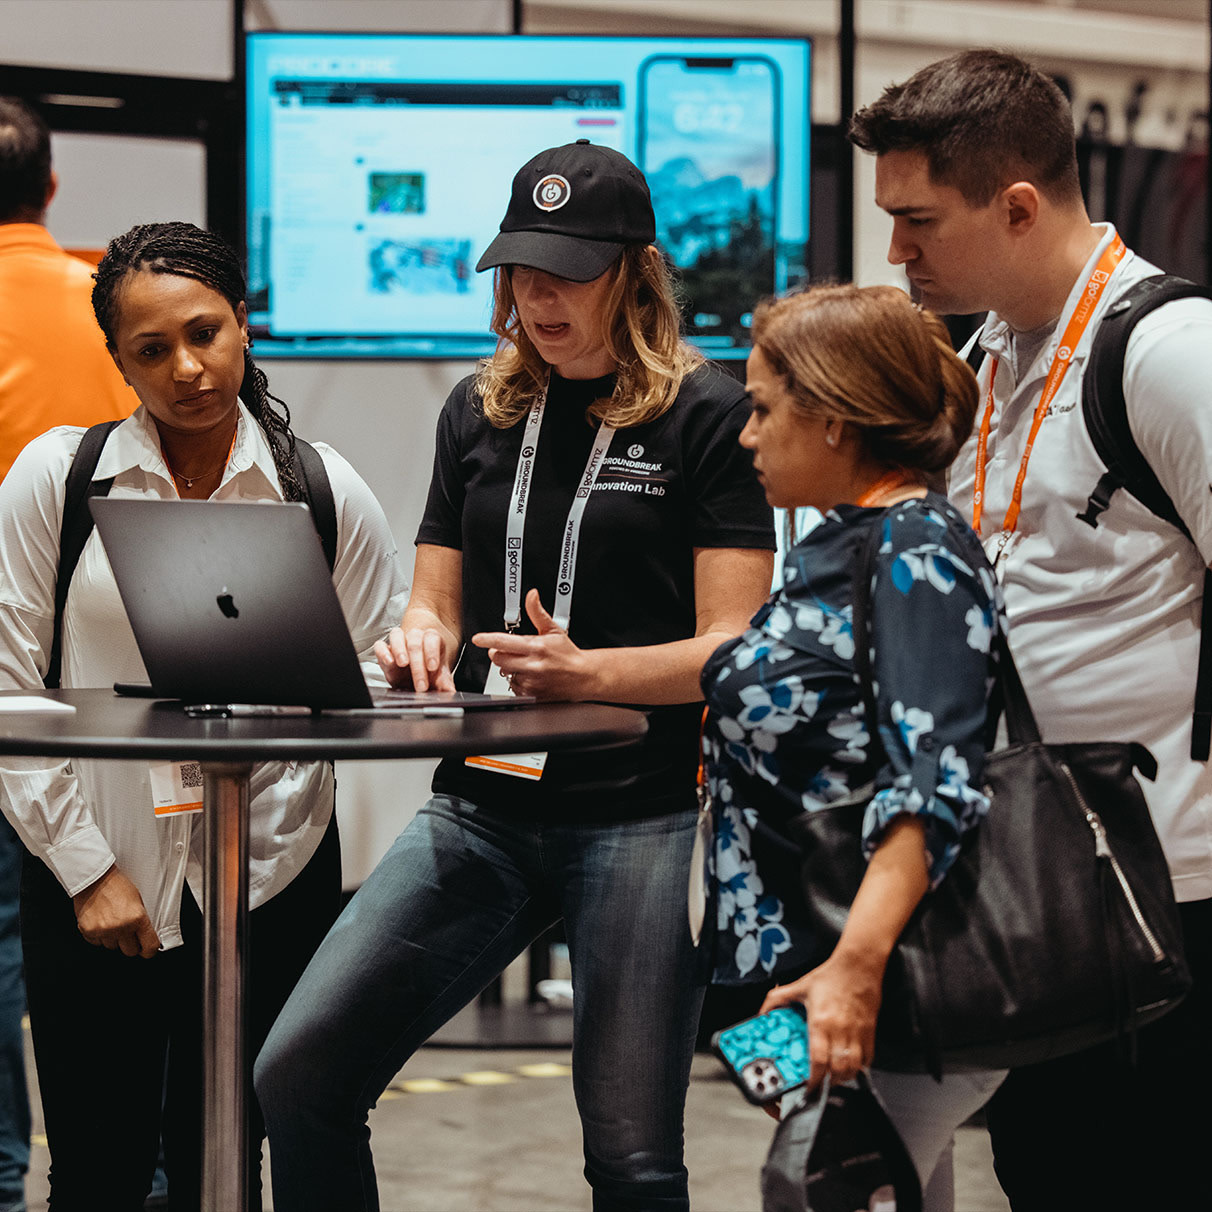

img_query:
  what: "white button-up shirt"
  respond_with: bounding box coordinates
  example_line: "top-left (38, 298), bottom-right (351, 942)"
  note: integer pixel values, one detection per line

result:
top-left (0, 403), bottom-right (408, 947)
top-left (950, 225), bottom-right (1212, 902)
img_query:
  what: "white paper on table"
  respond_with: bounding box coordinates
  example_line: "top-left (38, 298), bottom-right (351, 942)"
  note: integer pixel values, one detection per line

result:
top-left (0, 697), bottom-right (77, 714)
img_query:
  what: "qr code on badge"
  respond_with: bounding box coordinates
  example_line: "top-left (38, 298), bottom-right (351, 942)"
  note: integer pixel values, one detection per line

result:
top-left (179, 762), bottom-right (204, 789)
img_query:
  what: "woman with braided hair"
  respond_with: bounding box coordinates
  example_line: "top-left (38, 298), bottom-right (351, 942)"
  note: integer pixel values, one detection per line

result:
top-left (0, 221), bottom-right (407, 1210)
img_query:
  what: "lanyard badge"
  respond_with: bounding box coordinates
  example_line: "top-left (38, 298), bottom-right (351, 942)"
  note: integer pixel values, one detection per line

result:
top-left (688, 707), bottom-right (714, 947)
top-left (149, 760), bottom-right (204, 816)
top-left (468, 387), bottom-right (617, 780)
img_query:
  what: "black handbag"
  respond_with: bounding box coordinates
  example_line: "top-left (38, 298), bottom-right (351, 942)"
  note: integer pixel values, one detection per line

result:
top-left (786, 514), bottom-right (1192, 1078)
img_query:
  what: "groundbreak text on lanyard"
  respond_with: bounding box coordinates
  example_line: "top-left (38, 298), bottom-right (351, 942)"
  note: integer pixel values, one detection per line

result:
top-left (972, 234), bottom-right (1126, 567)
top-left (466, 385), bottom-right (616, 780)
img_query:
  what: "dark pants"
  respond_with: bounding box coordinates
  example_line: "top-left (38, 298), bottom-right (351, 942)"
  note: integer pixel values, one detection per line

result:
top-left (0, 817), bottom-right (30, 1210)
top-left (986, 896), bottom-right (1212, 1211)
top-left (20, 813), bottom-right (340, 1212)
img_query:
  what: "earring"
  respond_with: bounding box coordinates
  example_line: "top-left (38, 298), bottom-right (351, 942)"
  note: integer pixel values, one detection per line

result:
top-left (826, 431), bottom-right (838, 448)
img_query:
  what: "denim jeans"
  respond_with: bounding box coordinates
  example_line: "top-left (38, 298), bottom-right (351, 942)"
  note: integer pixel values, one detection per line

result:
top-left (0, 817), bottom-right (29, 1212)
top-left (256, 795), bottom-right (705, 1212)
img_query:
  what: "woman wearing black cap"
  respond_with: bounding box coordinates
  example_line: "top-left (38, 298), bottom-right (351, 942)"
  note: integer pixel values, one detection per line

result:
top-left (255, 141), bottom-right (775, 1210)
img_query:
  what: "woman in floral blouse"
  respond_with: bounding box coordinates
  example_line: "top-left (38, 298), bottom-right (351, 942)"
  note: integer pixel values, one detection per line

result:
top-left (702, 285), bottom-right (1006, 1209)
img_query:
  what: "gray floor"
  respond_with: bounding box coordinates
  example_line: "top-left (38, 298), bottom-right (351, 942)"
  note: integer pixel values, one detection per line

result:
top-left (20, 1009), bottom-right (1011, 1212)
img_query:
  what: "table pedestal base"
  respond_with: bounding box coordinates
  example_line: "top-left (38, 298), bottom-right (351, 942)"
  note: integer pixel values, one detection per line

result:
top-left (201, 762), bottom-right (252, 1212)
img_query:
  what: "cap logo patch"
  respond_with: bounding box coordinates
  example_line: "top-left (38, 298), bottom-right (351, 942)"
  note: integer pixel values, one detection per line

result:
top-left (533, 174), bottom-right (571, 212)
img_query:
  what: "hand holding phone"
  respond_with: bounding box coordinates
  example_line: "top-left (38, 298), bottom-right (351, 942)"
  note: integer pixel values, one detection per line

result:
top-left (711, 1003), bottom-right (809, 1106)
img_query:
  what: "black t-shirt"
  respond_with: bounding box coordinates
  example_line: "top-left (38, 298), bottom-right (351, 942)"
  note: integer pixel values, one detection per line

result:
top-left (416, 362), bottom-right (774, 819)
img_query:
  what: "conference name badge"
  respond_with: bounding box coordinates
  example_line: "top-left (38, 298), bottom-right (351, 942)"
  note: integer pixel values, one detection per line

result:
top-left (149, 760), bottom-right (205, 816)
top-left (464, 663), bottom-right (547, 780)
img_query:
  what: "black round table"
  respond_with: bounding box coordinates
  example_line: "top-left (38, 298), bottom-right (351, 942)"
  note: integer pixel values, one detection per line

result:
top-left (0, 688), bottom-right (647, 1212)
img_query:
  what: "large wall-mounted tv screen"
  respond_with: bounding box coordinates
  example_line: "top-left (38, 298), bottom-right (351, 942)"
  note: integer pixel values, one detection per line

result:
top-left (245, 32), bottom-right (811, 360)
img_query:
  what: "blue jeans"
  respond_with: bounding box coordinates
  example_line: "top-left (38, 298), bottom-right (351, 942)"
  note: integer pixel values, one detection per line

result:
top-left (256, 795), bottom-right (705, 1212)
top-left (0, 818), bottom-right (29, 1212)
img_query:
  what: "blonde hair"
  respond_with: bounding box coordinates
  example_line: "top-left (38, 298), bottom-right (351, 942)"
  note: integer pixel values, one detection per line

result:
top-left (750, 284), bottom-right (978, 474)
top-left (475, 245), bottom-right (702, 429)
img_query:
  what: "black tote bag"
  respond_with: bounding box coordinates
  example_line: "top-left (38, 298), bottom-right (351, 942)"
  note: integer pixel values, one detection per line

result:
top-left (786, 515), bottom-right (1191, 1078)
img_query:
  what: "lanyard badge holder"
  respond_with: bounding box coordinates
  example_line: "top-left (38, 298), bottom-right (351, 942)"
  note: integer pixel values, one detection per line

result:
top-left (466, 387), bottom-right (616, 780)
top-left (972, 234), bottom-right (1127, 568)
top-left (688, 707), bottom-right (713, 947)
top-left (149, 760), bottom-right (205, 816)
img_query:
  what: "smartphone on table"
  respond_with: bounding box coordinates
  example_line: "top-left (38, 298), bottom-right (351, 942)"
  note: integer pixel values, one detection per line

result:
top-left (711, 1002), bottom-right (809, 1106)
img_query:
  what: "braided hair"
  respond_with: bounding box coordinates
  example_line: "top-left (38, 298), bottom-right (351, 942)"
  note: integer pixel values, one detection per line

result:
top-left (91, 221), bottom-right (304, 501)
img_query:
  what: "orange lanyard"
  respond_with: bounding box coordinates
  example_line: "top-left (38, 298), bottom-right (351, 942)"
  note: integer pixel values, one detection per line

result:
top-left (856, 468), bottom-right (920, 509)
top-left (971, 234), bottom-right (1126, 537)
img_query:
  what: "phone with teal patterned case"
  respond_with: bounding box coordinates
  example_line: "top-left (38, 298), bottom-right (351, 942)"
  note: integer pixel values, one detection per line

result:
top-left (711, 1003), bottom-right (810, 1106)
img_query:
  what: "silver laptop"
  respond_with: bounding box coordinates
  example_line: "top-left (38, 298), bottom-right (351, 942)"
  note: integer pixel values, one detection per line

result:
top-left (89, 497), bottom-right (530, 712)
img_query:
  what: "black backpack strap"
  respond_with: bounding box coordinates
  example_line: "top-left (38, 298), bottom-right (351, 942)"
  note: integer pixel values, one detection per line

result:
top-left (964, 342), bottom-right (988, 376)
top-left (292, 438), bottom-right (338, 574)
top-left (1078, 274), bottom-right (1212, 536)
top-left (44, 420), bottom-right (123, 689)
top-left (1195, 567), bottom-right (1212, 762)
top-left (1078, 273), bottom-right (1212, 761)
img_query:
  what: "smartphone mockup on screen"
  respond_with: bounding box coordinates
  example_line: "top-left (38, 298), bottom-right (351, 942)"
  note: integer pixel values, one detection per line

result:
top-left (711, 1003), bottom-right (809, 1106)
top-left (638, 54), bottom-right (781, 355)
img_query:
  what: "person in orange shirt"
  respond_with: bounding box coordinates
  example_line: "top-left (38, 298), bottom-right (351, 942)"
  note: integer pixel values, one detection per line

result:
top-left (0, 96), bottom-right (135, 484)
top-left (0, 95), bottom-right (135, 1212)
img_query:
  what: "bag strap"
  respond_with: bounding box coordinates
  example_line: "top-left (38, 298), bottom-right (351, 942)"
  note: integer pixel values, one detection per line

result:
top-left (848, 527), bottom-right (880, 779)
top-left (1077, 274), bottom-right (1210, 537)
top-left (1197, 571), bottom-right (1212, 762)
top-left (45, 420), bottom-right (123, 690)
top-left (850, 510), bottom-right (1042, 751)
top-left (292, 437), bottom-right (338, 574)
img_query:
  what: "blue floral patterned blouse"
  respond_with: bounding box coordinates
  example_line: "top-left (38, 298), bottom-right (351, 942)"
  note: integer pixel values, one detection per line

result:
top-left (701, 493), bottom-right (1004, 985)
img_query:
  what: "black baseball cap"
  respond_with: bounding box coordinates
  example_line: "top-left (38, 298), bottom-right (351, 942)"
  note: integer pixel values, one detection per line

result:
top-left (475, 140), bottom-right (656, 282)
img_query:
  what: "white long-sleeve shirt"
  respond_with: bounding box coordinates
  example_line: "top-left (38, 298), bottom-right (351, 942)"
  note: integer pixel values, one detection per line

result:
top-left (0, 403), bottom-right (408, 947)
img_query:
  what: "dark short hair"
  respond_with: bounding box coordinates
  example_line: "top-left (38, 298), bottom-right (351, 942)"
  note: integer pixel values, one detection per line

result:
top-left (848, 50), bottom-right (1081, 207)
top-left (0, 96), bottom-right (52, 222)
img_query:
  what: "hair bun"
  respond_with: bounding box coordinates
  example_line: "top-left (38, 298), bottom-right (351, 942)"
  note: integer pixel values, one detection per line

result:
top-left (750, 285), bottom-right (980, 477)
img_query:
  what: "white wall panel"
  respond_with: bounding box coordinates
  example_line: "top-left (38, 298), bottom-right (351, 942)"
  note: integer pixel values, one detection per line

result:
top-left (1, 0), bottom-right (234, 79)
top-left (247, 0), bottom-right (511, 32)
top-left (47, 133), bottom-right (206, 248)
